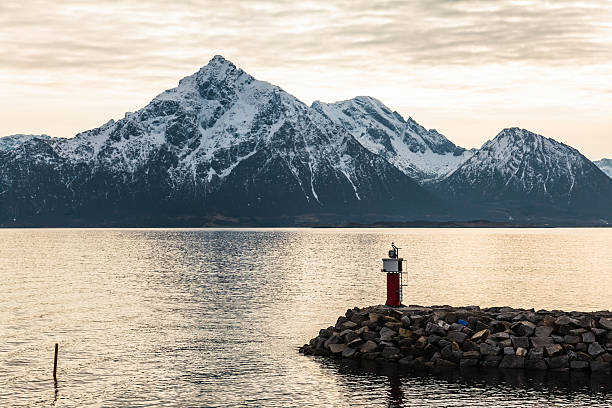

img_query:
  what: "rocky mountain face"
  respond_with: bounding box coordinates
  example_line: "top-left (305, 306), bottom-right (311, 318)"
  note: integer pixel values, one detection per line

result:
top-left (0, 56), bottom-right (440, 226)
top-left (312, 96), bottom-right (472, 182)
top-left (1, 56), bottom-right (611, 226)
top-left (595, 158), bottom-right (612, 179)
top-left (435, 128), bottom-right (612, 221)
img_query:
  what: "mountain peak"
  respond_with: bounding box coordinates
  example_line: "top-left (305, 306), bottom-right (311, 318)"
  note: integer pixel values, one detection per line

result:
top-left (207, 54), bottom-right (234, 68)
top-left (487, 127), bottom-right (578, 155)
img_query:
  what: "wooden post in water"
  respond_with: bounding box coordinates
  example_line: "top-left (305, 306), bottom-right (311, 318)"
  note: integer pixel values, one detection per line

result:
top-left (53, 343), bottom-right (58, 381)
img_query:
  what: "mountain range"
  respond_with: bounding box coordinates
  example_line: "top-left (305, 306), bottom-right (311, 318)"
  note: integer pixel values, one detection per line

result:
top-left (1, 55), bottom-right (611, 226)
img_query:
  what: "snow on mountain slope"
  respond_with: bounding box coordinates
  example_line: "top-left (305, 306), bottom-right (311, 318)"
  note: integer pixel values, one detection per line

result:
top-left (595, 158), bottom-right (612, 179)
top-left (0, 134), bottom-right (50, 150)
top-left (312, 96), bottom-right (472, 182)
top-left (0, 56), bottom-right (438, 224)
top-left (437, 128), bottom-right (612, 215)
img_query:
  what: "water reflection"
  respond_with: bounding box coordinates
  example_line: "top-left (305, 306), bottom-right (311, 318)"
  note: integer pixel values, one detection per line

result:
top-left (321, 358), bottom-right (612, 407)
top-left (1, 228), bottom-right (612, 406)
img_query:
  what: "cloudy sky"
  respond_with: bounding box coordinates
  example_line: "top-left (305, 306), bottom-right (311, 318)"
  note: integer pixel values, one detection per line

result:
top-left (2, 0), bottom-right (612, 159)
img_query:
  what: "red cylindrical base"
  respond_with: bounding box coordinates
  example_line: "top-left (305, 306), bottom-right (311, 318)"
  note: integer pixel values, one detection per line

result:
top-left (386, 273), bottom-right (401, 306)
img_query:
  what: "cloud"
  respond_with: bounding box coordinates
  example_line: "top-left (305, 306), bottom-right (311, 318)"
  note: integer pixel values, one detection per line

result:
top-left (3, 0), bottom-right (611, 74)
top-left (1, 0), bottom-right (612, 158)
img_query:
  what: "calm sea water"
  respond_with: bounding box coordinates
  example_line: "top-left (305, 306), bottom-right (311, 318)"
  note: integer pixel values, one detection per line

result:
top-left (1, 228), bottom-right (612, 407)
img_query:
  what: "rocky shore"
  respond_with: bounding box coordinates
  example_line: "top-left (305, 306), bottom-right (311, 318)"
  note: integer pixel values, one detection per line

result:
top-left (299, 305), bottom-right (612, 373)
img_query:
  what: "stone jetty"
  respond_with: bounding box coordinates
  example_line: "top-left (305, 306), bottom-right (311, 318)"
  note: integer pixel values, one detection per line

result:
top-left (299, 305), bottom-right (612, 373)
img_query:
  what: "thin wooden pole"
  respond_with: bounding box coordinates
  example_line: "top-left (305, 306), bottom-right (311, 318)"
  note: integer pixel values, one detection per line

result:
top-left (53, 343), bottom-right (58, 381)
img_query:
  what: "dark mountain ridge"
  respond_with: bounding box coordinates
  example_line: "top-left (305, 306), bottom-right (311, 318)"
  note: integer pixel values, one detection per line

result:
top-left (1, 57), bottom-right (611, 226)
top-left (0, 56), bottom-right (441, 226)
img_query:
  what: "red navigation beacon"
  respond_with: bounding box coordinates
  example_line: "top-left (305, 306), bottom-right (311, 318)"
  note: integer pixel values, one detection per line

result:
top-left (382, 243), bottom-right (404, 307)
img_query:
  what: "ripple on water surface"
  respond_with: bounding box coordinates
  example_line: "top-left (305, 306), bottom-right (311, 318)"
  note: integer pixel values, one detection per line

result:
top-left (1, 228), bottom-right (612, 406)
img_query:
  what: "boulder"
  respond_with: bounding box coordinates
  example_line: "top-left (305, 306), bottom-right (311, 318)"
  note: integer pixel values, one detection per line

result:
top-left (525, 359), bottom-right (547, 370)
top-left (570, 360), bottom-right (589, 370)
top-left (546, 355), bottom-right (569, 369)
top-left (499, 355), bottom-right (525, 369)
top-left (511, 337), bottom-right (529, 349)
top-left (480, 343), bottom-right (501, 356)
top-left (544, 344), bottom-right (563, 357)
top-left (588, 342), bottom-right (605, 357)
top-left (541, 315), bottom-right (556, 327)
top-left (448, 331), bottom-right (468, 344)
top-left (462, 341), bottom-right (479, 352)
top-left (503, 347), bottom-right (515, 355)
top-left (438, 339), bottom-right (450, 349)
top-left (555, 315), bottom-right (578, 326)
top-left (582, 331), bottom-right (596, 343)
top-left (471, 329), bottom-right (490, 342)
top-left (363, 331), bottom-right (378, 341)
top-left (318, 328), bottom-right (332, 338)
top-left (592, 328), bottom-right (607, 337)
top-left (515, 321), bottom-right (536, 337)
top-left (599, 318), bottom-right (612, 330)
top-left (474, 321), bottom-right (490, 332)
top-left (531, 337), bottom-right (554, 348)
top-left (410, 315), bottom-right (426, 327)
top-left (527, 348), bottom-right (544, 360)
top-left (482, 358), bottom-right (501, 368)
top-left (385, 322), bottom-right (402, 331)
top-left (381, 346), bottom-right (400, 359)
top-left (324, 335), bottom-right (342, 348)
top-left (597, 353), bottom-right (612, 363)
top-left (341, 330), bottom-right (358, 342)
top-left (360, 340), bottom-right (377, 353)
top-left (435, 358), bottom-right (458, 369)
top-left (329, 344), bottom-right (347, 354)
top-left (489, 320), bottom-right (509, 333)
top-left (340, 321), bottom-right (358, 331)
top-left (534, 326), bottom-right (554, 338)
top-left (382, 315), bottom-right (399, 324)
top-left (441, 345), bottom-right (463, 363)
top-left (460, 358), bottom-right (479, 368)
top-left (437, 320), bottom-right (451, 330)
top-left (336, 316), bottom-right (348, 329)
top-left (363, 320), bottom-right (378, 330)
top-left (563, 335), bottom-right (581, 345)
top-left (342, 347), bottom-right (357, 358)
top-left (380, 327), bottom-right (396, 341)
top-left (463, 350), bottom-right (481, 359)
top-left (449, 323), bottom-right (465, 332)
top-left (347, 338), bottom-right (364, 348)
top-left (398, 355), bottom-right (414, 365)
top-left (577, 316), bottom-right (593, 329)
top-left (575, 343), bottom-right (587, 352)
top-left (515, 347), bottom-right (528, 357)
top-left (426, 322), bottom-right (446, 336)
top-left (401, 315), bottom-right (411, 327)
top-left (399, 328), bottom-right (412, 338)
top-left (491, 332), bottom-right (510, 340)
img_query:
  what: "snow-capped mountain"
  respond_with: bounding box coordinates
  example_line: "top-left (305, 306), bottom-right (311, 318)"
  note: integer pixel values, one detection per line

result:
top-left (312, 96), bottom-right (472, 182)
top-left (436, 128), bottom-right (612, 219)
top-left (2, 56), bottom-right (611, 225)
top-left (595, 158), bottom-right (612, 179)
top-left (0, 56), bottom-right (439, 226)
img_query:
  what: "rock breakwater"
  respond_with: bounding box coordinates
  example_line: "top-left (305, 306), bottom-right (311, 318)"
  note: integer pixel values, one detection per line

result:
top-left (299, 305), bottom-right (612, 373)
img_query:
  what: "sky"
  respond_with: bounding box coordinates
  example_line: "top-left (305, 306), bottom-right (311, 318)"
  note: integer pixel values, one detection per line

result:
top-left (2, 0), bottom-right (612, 159)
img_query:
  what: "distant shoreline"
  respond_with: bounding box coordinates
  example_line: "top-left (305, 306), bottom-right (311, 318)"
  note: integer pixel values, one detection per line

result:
top-left (1, 219), bottom-right (611, 229)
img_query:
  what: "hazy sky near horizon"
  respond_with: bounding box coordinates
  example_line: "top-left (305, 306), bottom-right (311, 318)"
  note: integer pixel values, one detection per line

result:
top-left (2, 0), bottom-right (612, 159)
